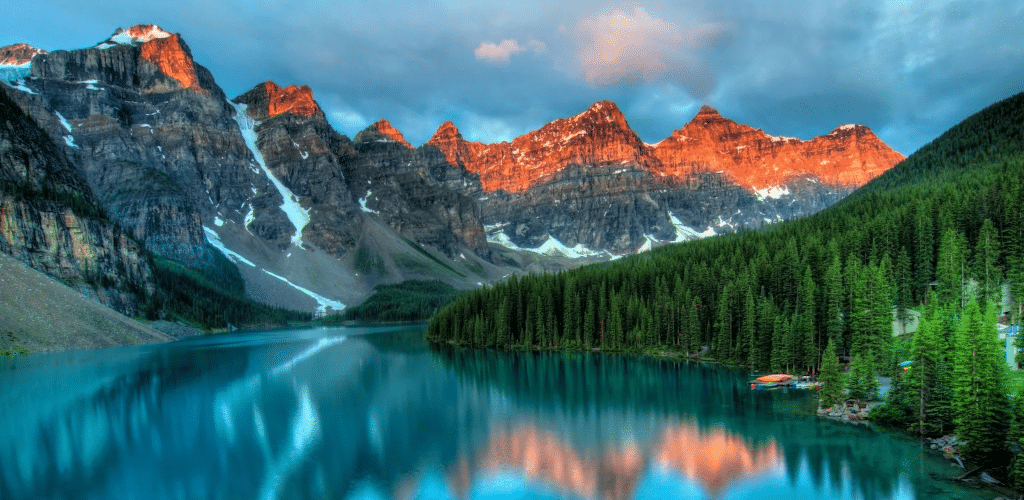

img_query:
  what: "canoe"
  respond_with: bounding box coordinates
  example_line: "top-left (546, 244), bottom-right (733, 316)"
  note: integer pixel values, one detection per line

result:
top-left (756, 374), bottom-right (792, 384)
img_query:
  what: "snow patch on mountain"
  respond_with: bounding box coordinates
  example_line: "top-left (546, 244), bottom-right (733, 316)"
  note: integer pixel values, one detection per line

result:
top-left (104, 25), bottom-right (172, 46)
top-left (755, 185), bottom-right (790, 200)
top-left (230, 100), bottom-right (310, 247)
top-left (0, 62), bottom-right (31, 83)
top-left (260, 269), bottom-right (344, 315)
top-left (486, 225), bottom-right (609, 259)
top-left (204, 226), bottom-right (255, 267)
top-left (55, 111), bottom-right (73, 132)
top-left (668, 212), bottom-right (717, 242)
top-left (358, 192), bottom-right (378, 214)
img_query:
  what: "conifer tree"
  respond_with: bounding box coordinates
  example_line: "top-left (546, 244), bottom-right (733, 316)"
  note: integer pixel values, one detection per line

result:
top-left (798, 267), bottom-right (819, 373)
top-left (895, 247), bottom-right (913, 333)
top-left (952, 300), bottom-right (1010, 463)
top-left (937, 229), bottom-right (968, 309)
top-left (972, 218), bottom-right (1002, 306)
top-left (915, 211), bottom-right (935, 303)
top-left (744, 287), bottom-right (757, 370)
top-left (824, 254), bottom-right (845, 345)
top-left (847, 353), bottom-right (878, 401)
top-left (818, 338), bottom-right (845, 408)
top-left (907, 311), bottom-right (940, 434)
top-left (496, 297), bottom-right (510, 347)
top-left (686, 297), bottom-right (701, 356)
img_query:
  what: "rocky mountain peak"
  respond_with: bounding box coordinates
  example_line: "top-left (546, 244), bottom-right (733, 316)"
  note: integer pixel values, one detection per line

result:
top-left (361, 119), bottom-right (413, 148)
top-left (100, 25), bottom-right (173, 47)
top-left (138, 34), bottom-right (202, 92)
top-left (828, 123), bottom-right (867, 136)
top-left (0, 44), bottom-right (46, 66)
top-left (431, 120), bottom-right (462, 141)
top-left (427, 120), bottom-right (488, 170)
top-left (428, 100), bottom-right (655, 193)
top-left (650, 106), bottom-right (904, 191)
top-left (695, 104), bottom-right (722, 118)
top-left (234, 81), bottom-right (321, 120)
top-left (571, 100), bottom-right (629, 128)
top-left (86, 25), bottom-right (205, 93)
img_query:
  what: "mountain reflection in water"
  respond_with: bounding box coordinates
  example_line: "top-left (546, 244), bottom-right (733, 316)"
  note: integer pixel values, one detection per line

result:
top-left (0, 326), bottom-right (986, 500)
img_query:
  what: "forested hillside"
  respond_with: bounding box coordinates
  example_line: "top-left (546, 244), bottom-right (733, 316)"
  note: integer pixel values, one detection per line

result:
top-left (427, 92), bottom-right (1024, 377)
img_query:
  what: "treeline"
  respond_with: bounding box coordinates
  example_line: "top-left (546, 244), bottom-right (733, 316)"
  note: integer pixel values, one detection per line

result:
top-left (321, 280), bottom-right (458, 323)
top-left (427, 92), bottom-right (1024, 379)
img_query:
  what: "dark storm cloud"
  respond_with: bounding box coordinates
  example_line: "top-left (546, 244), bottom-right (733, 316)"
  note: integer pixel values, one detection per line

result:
top-left (2, 0), bottom-right (1022, 153)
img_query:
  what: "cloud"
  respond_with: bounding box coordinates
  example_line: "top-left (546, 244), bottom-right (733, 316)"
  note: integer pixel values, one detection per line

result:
top-left (573, 7), bottom-right (734, 98)
top-left (474, 38), bottom-right (546, 64)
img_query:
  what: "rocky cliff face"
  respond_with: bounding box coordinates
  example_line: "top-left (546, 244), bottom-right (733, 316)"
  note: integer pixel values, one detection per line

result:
top-left (651, 105), bottom-right (904, 191)
top-left (429, 101), bottom-right (656, 193)
top-left (231, 81), bottom-right (489, 260)
top-left (0, 44), bottom-right (46, 66)
top-left (348, 120), bottom-right (488, 258)
top-left (0, 23), bottom-right (907, 315)
top-left (0, 86), bottom-right (153, 315)
top-left (429, 102), bottom-right (904, 254)
top-left (233, 81), bottom-right (362, 256)
top-left (10, 26), bottom-right (289, 267)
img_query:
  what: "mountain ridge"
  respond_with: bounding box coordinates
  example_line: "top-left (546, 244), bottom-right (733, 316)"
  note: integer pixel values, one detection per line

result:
top-left (0, 23), bottom-right (909, 324)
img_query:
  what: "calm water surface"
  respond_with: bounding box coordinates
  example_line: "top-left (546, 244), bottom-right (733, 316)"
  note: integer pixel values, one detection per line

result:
top-left (0, 325), bottom-right (990, 500)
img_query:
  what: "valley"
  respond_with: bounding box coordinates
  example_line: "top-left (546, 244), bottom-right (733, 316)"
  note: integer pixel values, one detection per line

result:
top-left (1, 25), bottom-right (903, 335)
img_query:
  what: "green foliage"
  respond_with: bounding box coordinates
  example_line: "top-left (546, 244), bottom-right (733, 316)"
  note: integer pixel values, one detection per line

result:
top-left (847, 353), bottom-right (879, 401)
top-left (328, 280), bottom-right (459, 323)
top-left (151, 254), bottom-right (310, 329)
top-left (818, 338), bottom-right (845, 408)
top-left (901, 305), bottom-right (953, 436)
top-left (426, 91), bottom-right (1024, 453)
top-left (952, 300), bottom-right (1010, 464)
top-left (400, 238), bottom-right (465, 277)
top-left (869, 373), bottom-right (913, 426)
top-left (353, 245), bottom-right (388, 275)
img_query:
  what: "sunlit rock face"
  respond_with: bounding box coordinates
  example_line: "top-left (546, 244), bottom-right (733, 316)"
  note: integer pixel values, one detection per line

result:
top-left (0, 43), bottom-right (46, 66)
top-left (240, 81), bottom-right (321, 120)
top-left (651, 105), bottom-right (905, 192)
top-left (429, 100), bottom-right (654, 193)
top-left (233, 80), bottom-right (362, 256)
top-left (428, 101), bottom-right (903, 254)
top-left (366, 119), bottom-right (413, 149)
top-left (14, 24), bottom-right (281, 268)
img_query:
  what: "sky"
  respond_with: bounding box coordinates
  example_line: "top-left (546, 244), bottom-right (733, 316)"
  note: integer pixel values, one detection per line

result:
top-left (2, 0), bottom-right (1023, 156)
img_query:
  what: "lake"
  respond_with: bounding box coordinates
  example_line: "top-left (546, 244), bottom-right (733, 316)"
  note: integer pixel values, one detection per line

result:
top-left (0, 325), bottom-right (990, 499)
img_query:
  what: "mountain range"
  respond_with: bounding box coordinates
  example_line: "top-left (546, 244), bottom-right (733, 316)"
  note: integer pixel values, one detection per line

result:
top-left (0, 24), bottom-right (904, 319)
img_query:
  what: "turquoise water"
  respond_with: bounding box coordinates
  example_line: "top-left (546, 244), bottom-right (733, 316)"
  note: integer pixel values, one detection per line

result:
top-left (0, 325), bottom-right (989, 499)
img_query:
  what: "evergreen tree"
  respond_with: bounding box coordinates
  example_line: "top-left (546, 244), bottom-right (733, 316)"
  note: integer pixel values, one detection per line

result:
top-left (907, 312), bottom-right (940, 434)
top-left (847, 353), bottom-right (879, 401)
top-left (895, 247), bottom-right (913, 334)
top-left (744, 287), bottom-right (757, 370)
top-left (915, 211), bottom-right (935, 303)
top-left (952, 300), bottom-right (1010, 464)
top-left (824, 254), bottom-right (845, 346)
top-left (496, 297), bottom-right (510, 347)
top-left (972, 218), bottom-right (1002, 306)
top-left (818, 338), bottom-right (845, 409)
top-left (937, 229), bottom-right (968, 310)
top-left (798, 266), bottom-right (819, 373)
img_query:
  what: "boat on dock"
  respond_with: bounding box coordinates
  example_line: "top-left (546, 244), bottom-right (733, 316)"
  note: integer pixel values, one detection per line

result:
top-left (749, 374), bottom-right (794, 389)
